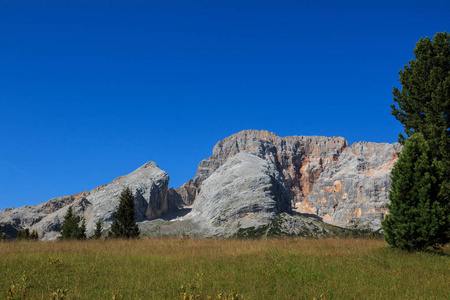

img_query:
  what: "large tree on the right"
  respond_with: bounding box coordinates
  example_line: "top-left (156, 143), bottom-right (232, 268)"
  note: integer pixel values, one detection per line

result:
top-left (384, 32), bottom-right (449, 251)
top-left (391, 31), bottom-right (449, 155)
top-left (382, 133), bottom-right (448, 251)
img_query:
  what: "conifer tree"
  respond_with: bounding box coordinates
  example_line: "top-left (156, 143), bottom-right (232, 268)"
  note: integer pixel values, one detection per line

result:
top-left (60, 206), bottom-right (81, 240)
top-left (17, 228), bottom-right (31, 240)
top-left (78, 218), bottom-right (87, 240)
top-left (94, 220), bottom-right (102, 239)
top-left (391, 32), bottom-right (449, 153)
top-left (385, 32), bottom-right (450, 251)
top-left (29, 230), bottom-right (39, 240)
top-left (17, 228), bottom-right (39, 240)
top-left (391, 32), bottom-right (449, 188)
top-left (382, 133), bottom-right (449, 251)
top-left (109, 187), bottom-right (140, 238)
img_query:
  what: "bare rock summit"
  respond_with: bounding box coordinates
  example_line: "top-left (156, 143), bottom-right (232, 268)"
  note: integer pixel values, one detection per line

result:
top-left (176, 130), bottom-right (400, 231)
top-left (0, 162), bottom-right (172, 240)
top-left (176, 130), bottom-right (348, 205)
top-left (181, 151), bottom-right (292, 237)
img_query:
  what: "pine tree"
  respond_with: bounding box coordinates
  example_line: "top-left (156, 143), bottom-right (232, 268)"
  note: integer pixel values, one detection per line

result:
top-left (60, 206), bottom-right (80, 240)
top-left (29, 230), bottom-right (39, 240)
top-left (16, 228), bottom-right (38, 240)
top-left (78, 218), bottom-right (87, 240)
top-left (391, 32), bottom-right (450, 189)
top-left (382, 133), bottom-right (449, 251)
top-left (385, 32), bottom-right (450, 251)
top-left (109, 187), bottom-right (140, 238)
top-left (17, 228), bottom-right (31, 240)
top-left (94, 220), bottom-right (102, 239)
top-left (391, 32), bottom-right (449, 154)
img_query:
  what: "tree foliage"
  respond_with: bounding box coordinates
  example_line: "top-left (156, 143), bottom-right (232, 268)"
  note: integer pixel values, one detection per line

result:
top-left (60, 206), bottom-right (86, 240)
top-left (391, 31), bottom-right (449, 158)
top-left (382, 133), bottom-right (449, 251)
top-left (385, 32), bottom-right (450, 251)
top-left (60, 206), bottom-right (78, 240)
top-left (17, 228), bottom-right (39, 240)
top-left (109, 187), bottom-right (140, 239)
top-left (94, 219), bottom-right (102, 239)
top-left (78, 218), bottom-right (87, 240)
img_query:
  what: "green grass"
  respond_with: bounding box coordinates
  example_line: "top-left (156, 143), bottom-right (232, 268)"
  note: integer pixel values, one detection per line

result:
top-left (1, 238), bottom-right (448, 299)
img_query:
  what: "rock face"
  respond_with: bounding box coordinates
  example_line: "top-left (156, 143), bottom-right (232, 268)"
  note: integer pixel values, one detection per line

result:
top-left (82, 162), bottom-right (170, 234)
top-left (176, 130), bottom-right (348, 205)
top-left (303, 142), bottom-right (402, 230)
top-left (0, 162), bottom-right (172, 240)
top-left (176, 130), bottom-right (400, 231)
top-left (182, 152), bottom-right (292, 237)
top-left (0, 192), bottom-right (87, 238)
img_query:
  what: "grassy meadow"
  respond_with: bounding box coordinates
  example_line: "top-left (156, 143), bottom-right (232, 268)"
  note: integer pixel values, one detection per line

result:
top-left (1, 238), bottom-right (448, 299)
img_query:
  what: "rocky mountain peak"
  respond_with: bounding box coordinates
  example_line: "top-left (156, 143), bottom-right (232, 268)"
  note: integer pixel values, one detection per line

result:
top-left (0, 161), bottom-right (171, 240)
top-left (137, 161), bottom-right (161, 170)
top-left (176, 129), bottom-right (348, 205)
top-left (182, 151), bottom-right (292, 236)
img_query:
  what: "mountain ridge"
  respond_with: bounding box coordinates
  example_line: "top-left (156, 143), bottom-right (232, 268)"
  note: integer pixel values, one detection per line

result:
top-left (0, 130), bottom-right (401, 240)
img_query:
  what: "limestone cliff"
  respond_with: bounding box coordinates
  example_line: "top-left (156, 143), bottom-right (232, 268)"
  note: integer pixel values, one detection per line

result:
top-left (175, 130), bottom-right (400, 231)
top-left (303, 141), bottom-right (402, 230)
top-left (183, 152), bottom-right (292, 236)
top-left (176, 130), bottom-right (348, 205)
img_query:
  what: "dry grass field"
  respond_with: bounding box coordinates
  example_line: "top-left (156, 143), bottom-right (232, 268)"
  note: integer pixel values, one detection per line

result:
top-left (1, 238), bottom-right (449, 299)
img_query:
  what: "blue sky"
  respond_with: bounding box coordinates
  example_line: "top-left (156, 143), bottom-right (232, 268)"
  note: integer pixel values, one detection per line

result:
top-left (0, 0), bottom-right (449, 210)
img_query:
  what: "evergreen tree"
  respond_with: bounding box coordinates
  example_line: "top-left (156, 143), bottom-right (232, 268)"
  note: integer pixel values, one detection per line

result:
top-left (94, 220), bottom-right (103, 239)
top-left (391, 31), bottom-right (450, 190)
top-left (29, 230), bottom-right (39, 240)
top-left (386, 32), bottom-right (450, 251)
top-left (382, 133), bottom-right (449, 251)
top-left (17, 228), bottom-right (30, 240)
top-left (391, 32), bottom-right (449, 155)
top-left (17, 228), bottom-right (39, 240)
top-left (60, 206), bottom-right (80, 240)
top-left (109, 187), bottom-right (140, 238)
top-left (77, 218), bottom-right (87, 240)
top-left (0, 223), bottom-right (3, 239)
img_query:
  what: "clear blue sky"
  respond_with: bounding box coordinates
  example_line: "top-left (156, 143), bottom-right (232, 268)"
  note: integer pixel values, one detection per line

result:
top-left (0, 0), bottom-right (448, 210)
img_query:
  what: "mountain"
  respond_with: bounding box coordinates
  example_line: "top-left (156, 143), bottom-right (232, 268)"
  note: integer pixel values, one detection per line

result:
top-left (0, 130), bottom-right (401, 240)
top-left (176, 130), bottom-right (400, 231)
top-left (0, 162), bottom-right (177, 240)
